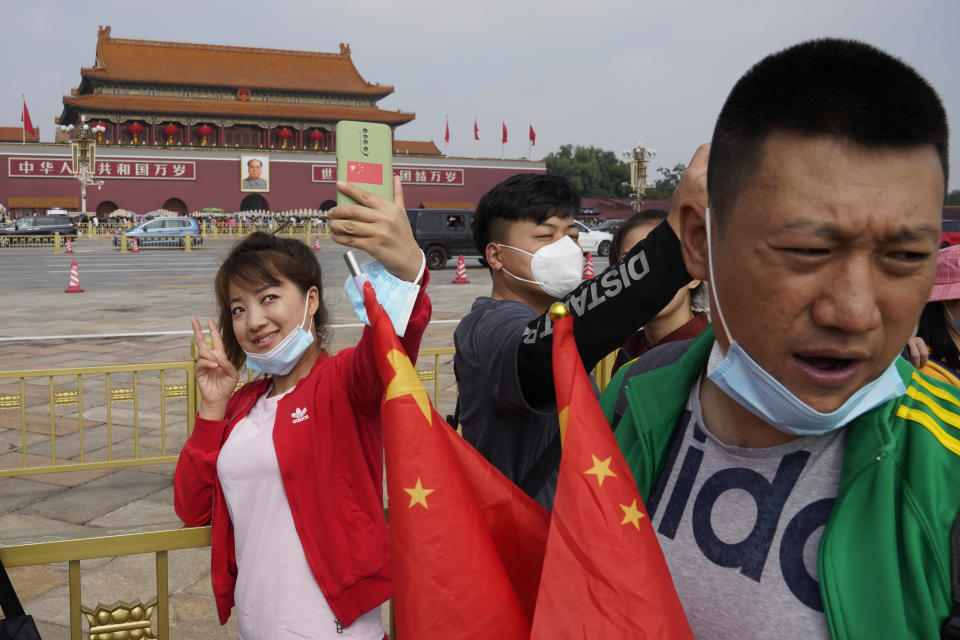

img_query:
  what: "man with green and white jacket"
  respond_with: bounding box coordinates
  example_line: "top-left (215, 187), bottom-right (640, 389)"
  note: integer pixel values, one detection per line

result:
top-left (602, 38), bottom-right (959, 639)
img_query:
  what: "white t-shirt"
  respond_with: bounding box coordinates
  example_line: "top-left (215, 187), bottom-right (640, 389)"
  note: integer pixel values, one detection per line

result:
top-left (645, 375), bottom-right (846, 639)
top-left (217, 387), bottom-right (385, 640)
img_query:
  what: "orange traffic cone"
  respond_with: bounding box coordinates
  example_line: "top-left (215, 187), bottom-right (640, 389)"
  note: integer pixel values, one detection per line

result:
top-left (583, 252), bottom-right (594, 279)
top-left (452, 255), bottom-right (470, 283)
top-left (131, 238), bottom-right (140, 253)
top-left (64, 238), bottom-right (74, 254)
top-left (64, 260), bottom-right (84, 293)
top-left (313, 235), bottom-right (321, 251)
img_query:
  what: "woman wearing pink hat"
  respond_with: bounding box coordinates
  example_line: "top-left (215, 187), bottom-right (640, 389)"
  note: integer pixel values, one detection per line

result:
top-left (916, 244), bottom-right (960, 385)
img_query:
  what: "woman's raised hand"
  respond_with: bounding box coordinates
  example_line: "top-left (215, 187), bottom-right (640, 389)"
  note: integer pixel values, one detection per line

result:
top-left (328, 177), bottom-right (424, 283)
top-left (191, 317), bottom-right (239, 420)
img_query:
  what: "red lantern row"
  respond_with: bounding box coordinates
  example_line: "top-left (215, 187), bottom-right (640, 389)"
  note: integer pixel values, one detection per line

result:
top-left (115, 123), bottom-right (327, 147)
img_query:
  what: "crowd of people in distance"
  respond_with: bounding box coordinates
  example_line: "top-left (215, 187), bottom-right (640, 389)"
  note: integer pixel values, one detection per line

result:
top-left (174, 37), bottom-right (959, 640)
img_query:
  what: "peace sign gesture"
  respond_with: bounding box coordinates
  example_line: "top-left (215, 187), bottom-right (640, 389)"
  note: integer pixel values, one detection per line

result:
top-left (191, 317), bottom-right (239, 420)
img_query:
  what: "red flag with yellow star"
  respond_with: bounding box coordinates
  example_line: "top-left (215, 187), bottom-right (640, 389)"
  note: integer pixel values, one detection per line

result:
top-left (364, 283), bottom-right (549, 638)
top-left (530, 310), bottom-right (693, 639)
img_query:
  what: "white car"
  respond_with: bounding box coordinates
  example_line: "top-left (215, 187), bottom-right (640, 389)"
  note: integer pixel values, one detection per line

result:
top-left (574, 220), bottom-right (613, 257)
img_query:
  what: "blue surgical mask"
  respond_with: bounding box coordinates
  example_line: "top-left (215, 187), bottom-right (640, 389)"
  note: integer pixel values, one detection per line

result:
top-left (344, 253), bottom-right (424, 337)
top-left (243, 296), bottom-right (316, 375)
top-left (704, 207), bottom-right (905, 436)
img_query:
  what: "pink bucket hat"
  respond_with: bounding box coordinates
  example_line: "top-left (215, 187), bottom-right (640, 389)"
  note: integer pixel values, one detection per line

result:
top-left (929, 245), bottom-right (960, 302)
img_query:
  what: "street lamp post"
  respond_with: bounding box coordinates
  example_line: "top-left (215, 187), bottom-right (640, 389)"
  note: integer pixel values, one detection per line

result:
top-left (622, 141), bottom-right (656, 212)
top-left (59, 115), bottom-right (106, 215)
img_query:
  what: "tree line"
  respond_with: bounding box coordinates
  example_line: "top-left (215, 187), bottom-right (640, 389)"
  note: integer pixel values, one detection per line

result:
top-left (546, 143), bottom-right (960, 206)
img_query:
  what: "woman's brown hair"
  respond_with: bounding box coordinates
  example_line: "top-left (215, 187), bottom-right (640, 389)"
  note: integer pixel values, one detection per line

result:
top-left (213, 232), bottom-right (329, 369)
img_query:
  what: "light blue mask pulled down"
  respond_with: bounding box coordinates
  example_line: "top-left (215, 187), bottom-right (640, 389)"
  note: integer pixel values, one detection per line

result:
top-left (704, 207), bottom-right (905, 436)
top-left (344, 257), bottom-right (422, 337)
top-left (244, 297), bottom-right (315, 375)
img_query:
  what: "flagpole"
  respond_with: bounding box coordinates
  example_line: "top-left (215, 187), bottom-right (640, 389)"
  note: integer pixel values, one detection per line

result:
top-left (443, 112), bottom-right (448, 156)
top-left (21, 94), bottom-right (25, 146)
top-left (528, 121), bottom-right (531, 160)
top-left (500, 117), bottom-right (504, 161)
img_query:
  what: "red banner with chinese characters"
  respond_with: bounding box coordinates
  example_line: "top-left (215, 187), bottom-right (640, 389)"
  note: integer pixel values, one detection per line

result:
top-left (8, 157), bottom-right (196, 180)
top-left (311, 164), bottom-right (464, 186)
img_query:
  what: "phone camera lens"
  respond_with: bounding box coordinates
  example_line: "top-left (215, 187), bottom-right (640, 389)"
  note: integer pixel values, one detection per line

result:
top-left (362, 128), bottom-right (368, 133)
top-left (363, 147), bottom-right (368, 152)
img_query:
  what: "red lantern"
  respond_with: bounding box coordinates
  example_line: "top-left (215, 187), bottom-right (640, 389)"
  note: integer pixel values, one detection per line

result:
top-left (309, 129), bottom-right (325, 149)
top-left (162, 124), bottom-right (178, 145)
top-left (277, 128), bottom-right (292, 149)
top-left (197, 124), bottom-right (213, 146)
top-left (127, 122), bottom-right (143, 144)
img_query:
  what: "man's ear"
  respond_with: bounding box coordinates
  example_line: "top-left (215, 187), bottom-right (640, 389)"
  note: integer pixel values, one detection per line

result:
top-left (679, 200), bottom-right (709, 281)
top-left (485, 242), bottom-right (504, 271)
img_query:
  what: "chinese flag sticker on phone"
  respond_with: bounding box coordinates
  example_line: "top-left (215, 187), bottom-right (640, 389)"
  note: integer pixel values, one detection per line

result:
top-left (347, 161), bottom-right (383, 185)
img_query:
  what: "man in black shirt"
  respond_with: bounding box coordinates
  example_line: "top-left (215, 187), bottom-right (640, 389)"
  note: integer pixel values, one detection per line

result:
top-left (454, 146), bottom-right (708, 507)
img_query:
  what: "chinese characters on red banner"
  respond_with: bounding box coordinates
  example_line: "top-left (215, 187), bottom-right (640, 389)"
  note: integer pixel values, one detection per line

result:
top-left (9, 157), bottom-right (197, 180)
top-left (311, 164), bottom-right (465, 185)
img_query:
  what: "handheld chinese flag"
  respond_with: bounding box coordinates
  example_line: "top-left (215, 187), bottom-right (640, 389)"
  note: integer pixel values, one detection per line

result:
top-left (474, 118), bottom-right (479, 141)
top-left (502, 121), bottom-right (508, 144)
top-left (444, 117), bottom-right (450, 144)
top-left (21, 100), bottom-right (35, 137)
top-left (530, 304), bottom-right (693, 639)
top-left (364, 283), bottom-right (549, 638)
top-left (346, 160), bottom-right (382, 185)
top-left (529, 123), bottom-right (536, 146)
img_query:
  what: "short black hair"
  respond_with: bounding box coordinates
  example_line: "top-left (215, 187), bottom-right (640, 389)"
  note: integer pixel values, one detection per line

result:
top-left (709, 38), bottom-right (949, 224)
top-left (473, 173), bottom-right (580, 255)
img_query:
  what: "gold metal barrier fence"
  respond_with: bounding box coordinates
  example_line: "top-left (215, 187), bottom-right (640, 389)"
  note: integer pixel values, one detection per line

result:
top-left (0, 524), bottom-right (211, 640)
top-left (0, 362), bottom-right (197, 478)
top-left (0, 348), bottom-right (455, 478)
top-left (0, 233), bottom-right (73, 251)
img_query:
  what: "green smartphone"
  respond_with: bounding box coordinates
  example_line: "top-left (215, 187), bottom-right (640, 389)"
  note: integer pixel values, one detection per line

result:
top-left (335, 121), bottom-right (394, 206)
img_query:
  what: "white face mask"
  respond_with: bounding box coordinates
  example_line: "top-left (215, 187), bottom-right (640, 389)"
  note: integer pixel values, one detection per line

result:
top-left (498, 235), bottom-right (585, 298)
top-left (242, 295), bottom-right (315, 376)
top-left (704, 207), bottom-right (904, 436)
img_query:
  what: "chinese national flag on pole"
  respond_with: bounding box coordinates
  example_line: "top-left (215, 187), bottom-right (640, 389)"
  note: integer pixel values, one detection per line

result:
top-left (530, 310), bottom-right (694, 639)
top-left (474, 118), bottom-right (479, 140)
top-left (444, 118), bottom-right (450, 144)
top-left (346, 160), bottom-right (383, 185)
top-left (529, 124), bottom-right (536, 146)
top-left (21, 100), bottom-right (35, 137)
top-left (364, 282), bottom-right (549, 639)
top-left (502, 121), bottom-right (508, 143)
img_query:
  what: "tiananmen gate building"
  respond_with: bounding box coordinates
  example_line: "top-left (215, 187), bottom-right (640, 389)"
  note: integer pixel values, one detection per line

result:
top-left (0, 26), bottom-right (543, 217)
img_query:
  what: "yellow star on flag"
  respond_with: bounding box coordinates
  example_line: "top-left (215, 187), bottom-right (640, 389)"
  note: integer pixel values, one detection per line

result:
top-left (384, 348), bottom-right (432, 423)
top-left (584, 454), bottom-right (617, 487)
top-left (558, 405), bottom-right (569, 447)
top-left (404, 478), bottom-right (434, 509)
top-left (620, 499), bottom-right (646, 530)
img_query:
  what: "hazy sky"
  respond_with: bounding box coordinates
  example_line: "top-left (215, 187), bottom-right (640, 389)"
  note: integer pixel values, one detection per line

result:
top-left (3, 0), bottom-right (958, 190)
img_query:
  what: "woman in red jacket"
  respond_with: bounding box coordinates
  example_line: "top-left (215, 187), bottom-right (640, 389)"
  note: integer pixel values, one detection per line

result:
top-left (175, 180), bottom-right (429, 639)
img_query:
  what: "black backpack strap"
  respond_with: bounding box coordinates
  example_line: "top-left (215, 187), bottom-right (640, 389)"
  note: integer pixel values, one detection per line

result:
top-left (518, 434), bottom-right (561, 499)
top-left (0, 553), bottom-right (26, 618)
top-left (943, 508), bottom-right (960, 639)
